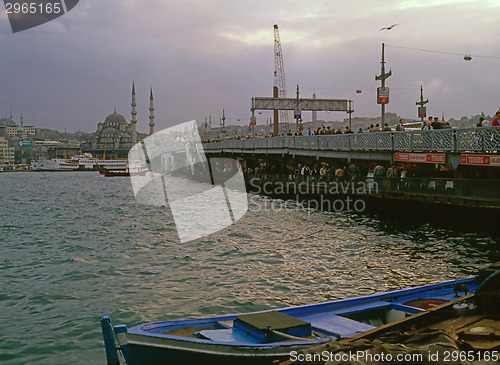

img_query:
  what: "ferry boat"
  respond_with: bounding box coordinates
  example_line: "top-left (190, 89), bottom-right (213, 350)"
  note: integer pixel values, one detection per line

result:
top-left (31, 153), bottom-right (128, 171)
top-left (71, 153), bottom-right (128, 170)
top-left (31, 158), bottom-right (80, 171)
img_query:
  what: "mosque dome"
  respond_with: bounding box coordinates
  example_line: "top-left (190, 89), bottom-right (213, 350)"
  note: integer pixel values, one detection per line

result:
top-left (104, 110), bottom-right (127, 126)
top-left (101, 127), bottom-right (120, 135)
top-left (0, 117), bottom-right (16, 127)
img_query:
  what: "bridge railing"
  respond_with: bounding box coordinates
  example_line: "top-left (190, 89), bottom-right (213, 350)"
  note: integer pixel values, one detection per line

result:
top-left (202, 127), bottom-right (500, 153)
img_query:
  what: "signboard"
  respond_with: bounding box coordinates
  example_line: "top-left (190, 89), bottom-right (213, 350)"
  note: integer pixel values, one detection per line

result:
top-left (18, 140), bottom-right (33, 148)
top-left (395, 153), bottom-right (446, 164)
top-left (251, 97), bottom-right (348, 111)
top-left (250, 116), bottom-right (256, 126)
top-left (294, 109), bottom-right (301, 119)
top-left (461, 154), bottom-right (500, 166)
top-left (377, 87), bottom-right (389, 104)
top-left (418, 107), bottom-right (426, 118)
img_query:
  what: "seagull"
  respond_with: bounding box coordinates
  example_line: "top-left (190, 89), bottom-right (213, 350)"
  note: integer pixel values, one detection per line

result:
top-left (380, 23), bottom-right (399, 31)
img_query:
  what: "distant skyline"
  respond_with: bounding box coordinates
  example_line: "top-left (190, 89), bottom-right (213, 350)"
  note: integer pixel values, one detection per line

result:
top-left (0, 0), bottom-right (499, 133)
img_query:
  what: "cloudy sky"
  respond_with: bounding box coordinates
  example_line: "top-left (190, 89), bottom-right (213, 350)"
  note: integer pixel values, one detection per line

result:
top-left (0, 0), bottom-right (499, 132)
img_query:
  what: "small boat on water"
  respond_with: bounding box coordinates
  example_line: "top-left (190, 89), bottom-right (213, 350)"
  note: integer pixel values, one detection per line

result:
top-left (100, 270), bottom-right (495, 365)
top-left (99, 168), bottom-right (130, 177)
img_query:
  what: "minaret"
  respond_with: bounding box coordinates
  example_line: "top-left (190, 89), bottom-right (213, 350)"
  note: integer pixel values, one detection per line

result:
top-left (18, 110), bottom-right (24, 137)
top-left (131, 82), bottom-right (138, 145)
top-left (149, 87), bottom-right (155, 135)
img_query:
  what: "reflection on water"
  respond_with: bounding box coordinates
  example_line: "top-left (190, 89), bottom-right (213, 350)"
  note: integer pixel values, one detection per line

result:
top-left (0, 172), bottom-right (499, 365)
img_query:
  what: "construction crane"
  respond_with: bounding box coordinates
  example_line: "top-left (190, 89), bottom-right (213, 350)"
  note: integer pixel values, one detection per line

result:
top-left (273, 24), bottom-right (289, 133)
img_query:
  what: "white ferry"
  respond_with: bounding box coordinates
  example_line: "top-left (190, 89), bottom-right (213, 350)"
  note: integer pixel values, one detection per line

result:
top-left (69, 153), bottom-right (128, 170)
top-left (31, 153), bottom-right (128, 171)
top-left (31, 158), bottom-right (80, 171)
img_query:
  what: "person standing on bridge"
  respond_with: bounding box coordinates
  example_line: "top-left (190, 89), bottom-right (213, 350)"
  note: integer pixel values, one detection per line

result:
top-left (335, 166), bottom-right (345, 185)
top-left (386, 163), bottom-right (399, 191)
top-left (396, 119), bottom-right (405, 131)
top-left (432, 117), bottom-right (442, 129)
top-left (320, 164), bottom-right (327, 182)
top-left (373, 163), bottom-right (386, 191)
top-left (301, 164), bottom-right (310, 183)
top-left (305, 127), bottom-right (315, 136)
top-left (492, 109), bottom-right (500, 127)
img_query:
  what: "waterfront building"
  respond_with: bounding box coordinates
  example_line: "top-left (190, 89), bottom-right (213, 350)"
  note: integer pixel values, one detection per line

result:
top-left (82, 84), bottom-right (154, 159)
top-left (0, 135), bottom-right (15, 164)
top-left (4, 125), bottom-right (36, 136)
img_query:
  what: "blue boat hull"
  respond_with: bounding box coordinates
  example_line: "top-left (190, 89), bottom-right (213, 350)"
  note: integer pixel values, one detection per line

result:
top-left (102, 276), bottom-right (485, 365)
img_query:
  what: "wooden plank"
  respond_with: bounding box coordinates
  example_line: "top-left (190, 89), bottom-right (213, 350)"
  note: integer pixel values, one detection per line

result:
top-left (341, 293), bottom-right (475, 343)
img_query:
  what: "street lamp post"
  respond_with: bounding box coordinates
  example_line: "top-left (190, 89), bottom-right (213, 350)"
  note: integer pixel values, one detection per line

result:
top-left (376, 43), bottom-right (392, 125)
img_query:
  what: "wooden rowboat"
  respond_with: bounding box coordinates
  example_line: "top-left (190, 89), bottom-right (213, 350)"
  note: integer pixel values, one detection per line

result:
top-left (101, 275), bottom-right (490, 365)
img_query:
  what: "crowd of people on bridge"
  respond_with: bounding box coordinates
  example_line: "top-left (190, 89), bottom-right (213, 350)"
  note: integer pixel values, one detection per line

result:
top-left (243, 159), bottom-right (458, 194)
top-left (201, 108), bottom-right (500, 143)
top-left (244, 162), bottom-right (359, 184)
top-left (420, 116), bottom-right (452, 130)
top-left (243, 160), bottom-right (434, 184)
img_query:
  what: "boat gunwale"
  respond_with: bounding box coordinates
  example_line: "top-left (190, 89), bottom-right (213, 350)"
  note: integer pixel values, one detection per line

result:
top-left (117, 330), bottom-right (332, 352)
top-left (118, 277), bottom-right (477, 348)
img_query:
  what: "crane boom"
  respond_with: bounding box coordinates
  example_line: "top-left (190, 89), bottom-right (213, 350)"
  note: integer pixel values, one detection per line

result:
top-left (273, 24), bottom-right (289, 132)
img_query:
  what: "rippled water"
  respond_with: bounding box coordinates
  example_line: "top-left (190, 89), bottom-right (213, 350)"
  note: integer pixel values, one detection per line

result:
top-left (1, 172), bottom-right (499, 364)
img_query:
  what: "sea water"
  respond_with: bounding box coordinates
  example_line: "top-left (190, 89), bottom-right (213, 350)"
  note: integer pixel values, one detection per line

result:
top-left (1, 171), bottom-right (499, 364)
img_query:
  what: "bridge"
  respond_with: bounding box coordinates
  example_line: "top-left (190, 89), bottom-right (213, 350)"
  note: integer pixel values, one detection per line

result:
top-left (202, 127), bottom-right (500, 168)
top-left (137, 125), bottom-right (500, 223)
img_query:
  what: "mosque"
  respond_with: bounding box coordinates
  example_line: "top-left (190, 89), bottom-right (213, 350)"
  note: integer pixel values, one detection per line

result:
top-left (0, 110), bottom-right (36, 137)
top-left (82, 83), bottom-right (155, 159)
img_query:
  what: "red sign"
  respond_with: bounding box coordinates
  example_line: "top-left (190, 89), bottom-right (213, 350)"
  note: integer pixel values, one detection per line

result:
top-left (377, 87), bottom-right (389, 104)
top-left (395, 153), bottom-right (446, 164)
top-left (418, 107), bottom-right (426, 118)
top-left (461, 154), bottom-right (500, 166)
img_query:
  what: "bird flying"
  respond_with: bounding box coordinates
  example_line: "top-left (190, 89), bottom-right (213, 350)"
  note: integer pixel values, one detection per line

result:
top-left (380, 23), bottom-right (399, 31)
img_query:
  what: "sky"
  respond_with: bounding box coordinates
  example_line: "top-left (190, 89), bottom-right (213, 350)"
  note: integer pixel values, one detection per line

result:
top-left (0, 0), bottom-right (499, 133)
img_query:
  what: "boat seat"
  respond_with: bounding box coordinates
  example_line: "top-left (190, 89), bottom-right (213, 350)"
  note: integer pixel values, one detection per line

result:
top-left (326, 301), bottom-right (392, 316)
top-left (298, 313), bottom-right (375, 338)
top-left (197, 328), bottom-right (260, 344)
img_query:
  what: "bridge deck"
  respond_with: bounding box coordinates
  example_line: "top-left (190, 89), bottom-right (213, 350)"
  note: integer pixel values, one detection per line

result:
top-left (202, 127), bottom-right (500, 154)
